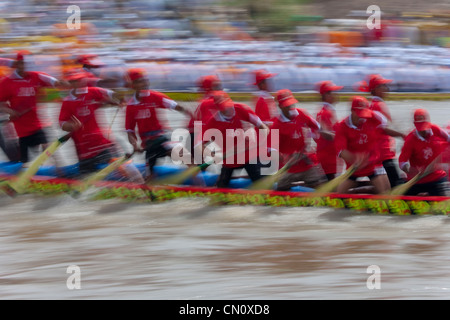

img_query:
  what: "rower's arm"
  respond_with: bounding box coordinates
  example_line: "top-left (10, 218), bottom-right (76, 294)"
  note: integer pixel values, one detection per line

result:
top-left (339, 150), bottom-right (356, 164)
top-left (127, 131), bottom-right (142, 153)
top-left (339, 150), bottom-right (368, 169)
top-left (319, 130), bottom-right (335, 141)
top-left (0, 102), bottom-right (18, 119)
top-left (383, 127), bottom-right (406, 139)
top-left (174, 104), bottom-right (194, 118)
top-left (61, 116), bottom-right (82, 132)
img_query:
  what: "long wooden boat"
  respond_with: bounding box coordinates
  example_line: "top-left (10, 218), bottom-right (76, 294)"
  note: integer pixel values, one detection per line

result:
top-left (0, 162), bottom-right (448, 216)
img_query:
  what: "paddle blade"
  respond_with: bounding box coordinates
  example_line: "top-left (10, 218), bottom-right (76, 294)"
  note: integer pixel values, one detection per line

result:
top-left (314, 164), bottom-right (356, 194)
top-left (9, 134), bottom-right (70, 194)
top-left (249, 153), bottom-right (302, 190)
top-left (249, 167), bottom-right (288, 190)
top-left (72, 154), bottom-right (133, 195)
top-left (389, 178), bottom-right (418, 196)
top-left (388, 155), bottom-right (442, 196)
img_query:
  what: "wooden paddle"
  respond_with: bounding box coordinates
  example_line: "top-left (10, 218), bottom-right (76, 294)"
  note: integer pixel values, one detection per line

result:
top-left (71, 152), bottom-right (135, 197)
top-left (313, 152), bottom-right (370, 195)
top-left (389, 155), bottom-right (442, 196)
top-left (1, 133), bottom-right (72, 196)
top-left (249, 152), bottom-right (304, 190)
top-left (313, 163), bottom-right (358, 195)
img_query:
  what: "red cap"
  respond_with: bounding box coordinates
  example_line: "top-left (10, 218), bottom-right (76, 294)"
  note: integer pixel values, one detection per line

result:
top-left (127, 68), bottom-right (147, 82)
top-left (77, 54), bottom-right (103, 67)
top-left (198, 75), bottom-right (220, 92)
top-left (16, 50), bottom-right (31, 61)
top-left (351, 96), bottom-right (372, 118)
top-left (276, 89), bottom-right (298, 108)
top-left (368, 74), bottom-right (392, 90)
top-left (358, 74), bottom-right (392, 92)
top-left (316, 81), bottom-right (343, 95)
top-left (213, 91), bottom-right (234, 111)
top-left (413, 108), bottom-right (431, 131)
top-left (64, 69), bottom-right (91, 81)
top-left (253, 69), bottom-right (277, 86)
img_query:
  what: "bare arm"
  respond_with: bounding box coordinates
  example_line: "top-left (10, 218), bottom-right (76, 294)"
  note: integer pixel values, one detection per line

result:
top-left (61, 115), bottom-right (82, 132)
top-left (319, 130), bottom-right (335, 141)
top-left (174, 104), bottom-right (194, 119)
top-left (127, 131), bottom-right (143, 153)
top-left (383, 127), bottom-right (406, 139)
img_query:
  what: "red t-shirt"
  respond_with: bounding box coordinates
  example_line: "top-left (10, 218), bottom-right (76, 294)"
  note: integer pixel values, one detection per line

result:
top-left (399, 124), bottom-right (449, 184)
top-left (444, 124), bottom-right (450, 181)
top-left (187, 94), bottom-right (216, 133)
top-left (254, 91), bottom-right (277, 126)
top-left (59, 87), bottom-right (114, 160)
top-left (315, 103), bottom-right (338, 174)
top-left (200, 103), bottom-right (263, 168)
top-left (125, 90), bottom-right (177, 147)
top-left (334, 111), bottom-right (387, 177)
top-left (271, 108), bottom-right (320, 173)
top-left (0, 71), bottom-right (57, 137)
top-left (370, 97), bottom-right (395, 161)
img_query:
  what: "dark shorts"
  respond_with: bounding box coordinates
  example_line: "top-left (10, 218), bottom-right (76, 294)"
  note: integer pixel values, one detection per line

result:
top-left (79, 149), bottom-right (116, 176)
top-left (406, 178), bottom-right (449, 197)
top-left (382, 158), bottom-right (405, 187)
top-left (145, 135), bottom-right (173, 173)
top-left (19, 129), bottom-right (48, 163)
top-left (216, 163), bottom-right (262, 188)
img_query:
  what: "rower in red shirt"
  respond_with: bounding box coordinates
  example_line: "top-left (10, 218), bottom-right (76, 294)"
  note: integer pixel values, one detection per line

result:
top-left (358, 74), bottom-right (404, 187)
top-left (73, 54), bottom-right (123, 88)
top-left (334, 96), bottom-right (405, 194)
top-left (59, 69), bottom-right (124, 175)
top-left (196, 91), bottom-right (269, 188)
top-left (0, 57), bottom-right (20, 162)
top-left (76, 54), bottom-right (104, 83)
top-left (187, 75), bottom-right (222, 156)
top-left (270, 89), bottom-right (327, 191)
top-left (315, 80), bottom-right (343, 181)
top-left (252, 69), bottom-right (278, 170)
top-left (444, 123), bottom-right (450, 180)
top-left (252, 69), bottom-right (278, 127)
top-left (0, 51), bottom-right (65, 163)
top-left (125, 68), bottom-right (192, 180)
top-left (398, 109), bottom-right (449, 196)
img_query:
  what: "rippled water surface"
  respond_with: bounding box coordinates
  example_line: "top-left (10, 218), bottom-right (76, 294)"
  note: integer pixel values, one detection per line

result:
top-left (0, 100), bottom-right (449, 300)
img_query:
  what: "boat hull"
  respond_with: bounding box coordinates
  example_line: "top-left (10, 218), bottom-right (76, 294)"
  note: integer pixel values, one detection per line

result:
top-left (1, 174), bottom-right (448, 215)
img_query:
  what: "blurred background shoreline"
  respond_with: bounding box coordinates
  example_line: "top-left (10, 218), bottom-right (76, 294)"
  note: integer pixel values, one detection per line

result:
top-left (0, 0), bottom-right (450, 95)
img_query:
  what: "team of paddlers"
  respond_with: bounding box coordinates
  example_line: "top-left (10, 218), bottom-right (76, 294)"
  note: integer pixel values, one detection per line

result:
top-left (0, 51), bottom-right (448, 196)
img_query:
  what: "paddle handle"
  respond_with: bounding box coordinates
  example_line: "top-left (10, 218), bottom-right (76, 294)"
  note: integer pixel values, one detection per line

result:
top-left (58, 133), bottom-right (73, 143)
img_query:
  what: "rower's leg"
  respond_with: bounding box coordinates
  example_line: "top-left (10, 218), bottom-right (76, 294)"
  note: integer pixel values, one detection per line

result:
top-left (336, 178), bottom-right (358, 194)
top-left (216, 167), bottom-right (235, 188)
top-left (18, 137), bottom-right (29, 164)
top-left (371, 174), bottom-right (391, 194)
top-left (382, 159), bottom-right (404, 187)
top-left (407, 179), bottom-right (449, 197)
top-left (244, 162), bottom-right (262, 182)
top-left (276, 172), bottom-right (301, 191)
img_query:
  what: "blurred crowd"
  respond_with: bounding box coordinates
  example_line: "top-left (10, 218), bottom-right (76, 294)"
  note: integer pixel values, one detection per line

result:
top-left (0, 0), bottom-right (448, 93)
